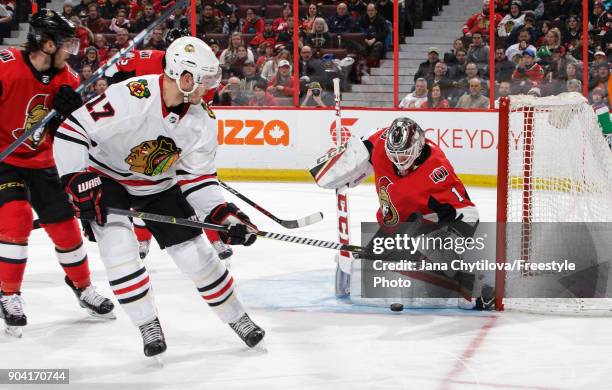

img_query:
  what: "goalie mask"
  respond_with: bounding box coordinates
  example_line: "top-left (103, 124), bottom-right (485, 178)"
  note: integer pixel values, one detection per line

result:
top-left (164, 36), bottom-right (221, 101)
top-left (384, 117), bottom-right (425, 176)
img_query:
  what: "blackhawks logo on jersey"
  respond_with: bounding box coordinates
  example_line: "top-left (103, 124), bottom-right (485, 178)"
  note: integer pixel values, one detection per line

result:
top-left (125, 136), bottom-right (181, 176)
top-left (378, 176), bottom-right (399, 226)
top-left (127, 79), bottom-right (151, 99)
top-left (12, 94), bottom-right (51, 150)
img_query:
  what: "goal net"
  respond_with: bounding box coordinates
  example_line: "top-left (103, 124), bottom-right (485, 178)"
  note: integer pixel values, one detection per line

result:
top-left (496, 93), bottom-right (612, 314)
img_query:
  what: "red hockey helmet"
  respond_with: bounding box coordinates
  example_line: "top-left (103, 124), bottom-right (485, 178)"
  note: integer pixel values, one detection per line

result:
top-left (384, 117), bottom-right (425, 175)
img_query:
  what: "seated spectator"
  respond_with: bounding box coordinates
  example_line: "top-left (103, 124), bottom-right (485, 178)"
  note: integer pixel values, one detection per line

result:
top-left (347, 0), bottom-right (366, 20)
top-left (399, 78), bottom-right (428, 108)
top-left (167, 6), bottom-right (189, 30)
top-left (257, 42), bottom-right (275, 66)
top-left (467, 32), bottom-right (489, 65)
top-left (277, 17), bottom-right (295, 46)
top-left (301, 81), bottom-right (333, 106)
top-left (207, 38), bottom-right (222, 59)
top-left (94, 78), bottom-right (109, 96)
top-left (250, 19), bottom-right (277, 47)
top-left (495, 80), bottom-right (512, 106)
top-left (328, 2), bottom-right (355, 34)
top-left (273, 4), bottom-right (292, 33)
top-left (242, 8), bottom-right (264, 34)
top-left (69, 16), bottom-right (94, 58)
top-left (301, 3), bottom-right (318, 32)
top-left (426, 62), bottom-right (453, 98)
top-left (107, 44), bottom-right (119, 58)
top-left (537, 27), bottom-right (561, 58)
top-left (566, 78), bottom-right (582, 93)
top-left (511, 47), bottom-right (544, 94)
top-left (462, 0), bottom-right (501, 37)
top-left (261, 49), bottom-right (292, 81)
top-left (74, 0), bottom-right (95, 19)
top-left (100, 0), bottom-right (122, 20)
top-left (240, 60), bottom-right (266, 92)
top-left (591, 87), bottom-right (608, 107)
top-left (85, 2), bottom-right (109, 33)
top-left (228, 45), bottom-right (250, 78)
top-left (456, 78), bottom-right (489, 108)
top-left (562, 15), bottom-right (582, 55)
top-left (452, 62), bottom-right (489, 99)
top-left (267, 60), bottom-right (295, 97)
top-left (590, 1), bottom-right (611, 36)
top-left (109, 8), bottom-right (130, 33)
top-left (93, 34), bottom-right (109, 61)
top-left (495, 48), bottom-right (515, 82)
top-left (223, 11), bottom-right (243, 34)
top-left (589, 64), bottom-right (610, 92)
top-left (505, 27), bottom-right (537, 60)
top-left (421, 84), bottom-right (450, 109)
top-left (219, 77), bottom-right (250, 106)
top-left (521, 0), bottom-right (544, 20)
top-left (249, 81), bottom-right (278, 106)
top-left (450, 49), bottom-right (468, 80)
top-left (358, 4), bottom-right (388, 60)
top-left (220, 32), bottom-right (255, 74)
top-left (414, 47), bottom-right (440, 81)
top-left (144, 27), bottom-right (166, 50)
top-left (298, 45), bottom-right (324, 80)
top-left (114, 28), bottom-right (130, 49)
top-left (497, 1), bottom-right (525, 37)
top-left (133, 2), bottom-right (157, 32)
top-left (544, 0), bottom-right (580, 22)
top-left (80, 64), bottom-right (96, 101)
top-left (305, 18), bottom-right (331, 49)
top-left (81, 46), bottom-right (100, 72)
top-left (444, 39), bottom-right (465, 64)
top-left (376, 0), bottom-right (393, 23)
top-left (62, 1), bottom-right (76, 19)
top-left (213, 0), bottom-right (236, 18)
top-left (202, 4), bottom-right (222, 33)
top-left (507, 12), bottom-right (537, 46)
top-left (591, 51), bottom-right (609, 76)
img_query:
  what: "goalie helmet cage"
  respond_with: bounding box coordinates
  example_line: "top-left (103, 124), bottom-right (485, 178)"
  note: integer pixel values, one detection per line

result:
top-left (495, 93), bottom-right (612, 314)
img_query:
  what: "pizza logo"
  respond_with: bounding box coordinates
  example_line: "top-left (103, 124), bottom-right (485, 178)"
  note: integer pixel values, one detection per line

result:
top-left (12, 94), bottom-right (51, 150)
top-left (429, 166), bottom-right (449, 184)
top-left (125, 136), bottom-right (181, 176)
top-left (378, 176), bottom-right (399, 226)
top-left (127, 79), bottom-right (151, 99)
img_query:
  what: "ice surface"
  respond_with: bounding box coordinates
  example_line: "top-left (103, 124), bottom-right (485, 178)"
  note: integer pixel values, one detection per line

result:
top-left (3, 183), bottom-right (611, 390)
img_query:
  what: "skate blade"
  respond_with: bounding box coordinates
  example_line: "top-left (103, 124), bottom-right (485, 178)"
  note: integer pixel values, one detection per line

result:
top-left (5, 326), bottom-right (23, 338)
top-left (86, 309), bottom-right (117, 320)
top-left (250, 340), bottom-right (267, 353)
top-left (148, 355), bottom-right (164, 368)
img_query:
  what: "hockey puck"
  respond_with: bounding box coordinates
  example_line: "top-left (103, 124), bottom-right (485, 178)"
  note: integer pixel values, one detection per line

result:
top-left (390, 303), bottom-right (404, 312)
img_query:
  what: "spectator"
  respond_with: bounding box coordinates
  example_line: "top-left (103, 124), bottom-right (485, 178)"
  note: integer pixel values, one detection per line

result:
top-left (114, 28), bottom-right (130, 49)
top-left (495, 48), bottom-right (515, 82)
top-left (462, 0), bottom-right (502, 37)
top-left (133, 2), bottom-right (157, 32)
top-left (223, 11), bottom-right (243, 34)
top-left (228, 45), bottom-right (250, 78)
top-left (207, 38), bottom-right (222, 59)
top-left (74, 0), bottom-right (96, 19)
top-left (495, 80), bottom-right (512, 105)
top-left (562, 15), bottom-right (582, 54)
top-left (93, 34), bottom-right (109, 61)
top-left (347, 0), bottom-right (366, 20)
top-left (94, 78), bottom-right (109, 96)
top-left (414, 47), bottom-right (440, 81)
top-left (453, 62), bottom-right (489, 98)
top-left (591, 51), bottom-right (609, 75)
top-left (85, 2), bottom-right (109, 33)
top-left (590, 1), bottom-right (611, 36)
top-left (421, 84), bottom-right (450, 109)
top-left (444, 39), bottom-right (466, 64)
top-left (240, 60), bottom-right (266, 92)
top-left (467, 32), bottom-right (490, 65)
top-left (242, 8), bottom-right (264, 34)
top-left (328, 2), bottom-right (355, 34)
top-left (219, 77), bottom-right (250, 105)
top-left (249, 81), bottom-right (278, 106)
top-left (376, 0), bottom-right (393, 23)
top-left (261, 49), bottom-right (292, 80)
top-left (214, 0), bottom-right (236, 18)
top-left (544, 0), bottom-right (580, 22)
top-left (109, 8), bottom-right (130, 33)
top-left (202, 4), bottom-right (222, 33)
top-left (144, 27), bottom-right (166, 50)
top-left (267, 59), bottom-right (295, 97)
top-left (301, 81), bottom-right (333, 106)
top-left (70, 16), bottom-right (94, 58)
top-left (497, 1), bottom-right (525, 37)
top-left (167, 5), bottom-right (189, 30)
top-left (507, 13), bottom-right (538, 46)
top-left (250, 19), bottom-right (277, 47)
top-left (81, 46), bottom-right (100, 72)
top-left (273, 4), bottom-right (292, 32)
top-left (566, 78), bottom-right (582, 93)
top-left (257, 42), bottom-right (275, 66)
top-left (302, 3), bottom-right (318, 32)
top-left (426, 62), bottom-right (453, 98)
top-left (107, 44), bottom-right (119, 58)
top-left (298, 45), bottom-right (324, 79)
top-left (277, 17), bottom-right (295, 45)
top-left (80, 64), bottom-right (96, 101)
top-left (220, 32), bottom-right (255, 73)
top-left (520, 0), bottom-right (544, 20)
top-left (537, 27), bottom-right (561, 57)
top-left (62, 1), bottom-right (76, 19)
top-left (399, 78), bottom-right (428, 108)
top-left (100, 0), bottom-right (123, 19)
top-left (511, 47), bottom-right (544, 93)
top-left (589, 64), bottom-right (609, 92)
top-left (450, 49), bottom-right (468, 80)
top-left (456, 78), bottom-right (489, 108)
top-left (505, 27), bottom-right (536, 60)
top-left (305, 17), bottom-right (331, 49)
top-left (535, 20), bottom-right (553, 47)
top-left (359, 4), bottom-right (389, 60)
top-left (591, 87), bottom-right (607, 107)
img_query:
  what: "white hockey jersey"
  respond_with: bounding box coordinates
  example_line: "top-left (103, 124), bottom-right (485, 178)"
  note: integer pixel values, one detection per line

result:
top-left (54, 74), bottom-right (224, 214)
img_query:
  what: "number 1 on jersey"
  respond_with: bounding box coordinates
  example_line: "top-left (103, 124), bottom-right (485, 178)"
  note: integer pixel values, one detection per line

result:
top-left (85, 93), bottom-right (115, 122)
top-left (451, 187), bottom-right (464, 202)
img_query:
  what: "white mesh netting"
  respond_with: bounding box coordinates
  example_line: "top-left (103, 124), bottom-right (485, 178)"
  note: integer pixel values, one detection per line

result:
top-left (502, 93), bottom-right (612, 314)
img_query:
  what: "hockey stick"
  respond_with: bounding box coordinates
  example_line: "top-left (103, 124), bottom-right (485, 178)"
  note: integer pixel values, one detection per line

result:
top-left (218, 180), bottom-right (323, 229)
top-left (0, 0), bottom-right (188, 163)
top-left (107, 207), bottom-right (370, 257)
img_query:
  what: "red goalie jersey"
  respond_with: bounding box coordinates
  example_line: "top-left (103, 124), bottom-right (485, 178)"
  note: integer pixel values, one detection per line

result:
top-left (0, 47), bottom-right (79, 169)
top-left (367, 128), bottom-right (478, 228)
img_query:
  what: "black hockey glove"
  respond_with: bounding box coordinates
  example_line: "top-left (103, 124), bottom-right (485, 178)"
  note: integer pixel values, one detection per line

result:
top-left (205, 202), bottom-right (257, 246)
top-left (62, 172), bottom-right (106, 225)
top-left (53, 85), bottom-right (83, 118)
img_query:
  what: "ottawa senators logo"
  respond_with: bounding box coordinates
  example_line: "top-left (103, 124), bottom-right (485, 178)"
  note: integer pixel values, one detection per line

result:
top-left (429, 166), bottom-right (449, 184)
top-left (125, 136), bottom-right (181, 176)
top-left (127, 79), bottom-right (151, 99)
top-left (378, 176), bottom-right (399, 226)
top-left (12, 94), bottom-right (51, 150)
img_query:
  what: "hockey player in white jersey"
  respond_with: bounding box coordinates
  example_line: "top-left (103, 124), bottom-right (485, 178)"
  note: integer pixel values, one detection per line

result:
top-left (53, 36), bottom-right (264, 357)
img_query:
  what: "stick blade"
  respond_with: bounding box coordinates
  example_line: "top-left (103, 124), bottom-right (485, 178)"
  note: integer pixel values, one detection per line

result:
top-left (280, 212), bottom-right (324, 229)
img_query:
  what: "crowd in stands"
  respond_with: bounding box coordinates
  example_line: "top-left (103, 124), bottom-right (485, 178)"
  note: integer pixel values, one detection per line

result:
top-left (400, 0), bottom-right (612, 110)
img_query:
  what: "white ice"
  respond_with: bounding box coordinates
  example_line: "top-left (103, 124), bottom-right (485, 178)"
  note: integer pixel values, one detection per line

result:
top-left (2, 183), bottom-right (611, 390)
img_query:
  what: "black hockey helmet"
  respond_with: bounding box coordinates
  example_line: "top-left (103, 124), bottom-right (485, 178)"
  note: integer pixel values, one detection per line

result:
top-left (165, 28), bottom-right (190, 46)
top-left (384, 117), bottom-right (425, 175)
top-left (28, 9), bottom-right (77, 51)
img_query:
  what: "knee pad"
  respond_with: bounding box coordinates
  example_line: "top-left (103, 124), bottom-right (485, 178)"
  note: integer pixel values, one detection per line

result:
top-left (92, 214), bottom-right (139, 267)
top-left (166, 235), bottom-right (218, 280)
top-left (0, 200), bottom-right (33, 242)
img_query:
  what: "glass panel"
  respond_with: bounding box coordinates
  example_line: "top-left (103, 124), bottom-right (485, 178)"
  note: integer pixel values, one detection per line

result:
top-left (587, 1), bottom-right (609, 109)
top-left (201, 0), bottom-right (297, 107)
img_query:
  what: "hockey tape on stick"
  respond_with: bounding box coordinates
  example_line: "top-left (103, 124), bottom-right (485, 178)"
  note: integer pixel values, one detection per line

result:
top-left (219, 180), bottom-right (323, 229)
top-left (0, 0), bottom-right (188, 163)
top-left (107, 207), bottom-right (369, 256)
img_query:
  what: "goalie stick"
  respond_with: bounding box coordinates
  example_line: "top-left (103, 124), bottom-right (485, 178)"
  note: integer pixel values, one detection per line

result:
top-left (0, 0), bottom-right (188, 163)
top-left (107, 207), bottom-right (370, 256)
top-left (219, 180), bottom-right (323, 229)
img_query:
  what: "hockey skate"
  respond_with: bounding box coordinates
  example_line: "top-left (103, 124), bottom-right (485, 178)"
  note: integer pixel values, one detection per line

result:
top-left (474, 285), bottom-right (495, 311)
top-left (229, 313), bottom-right (266, 351)
top-left (65, 277), bottom-right (116, 319)
top-left (139, 317), bottom-right (167, 362)
top-left (138, 239), bottom-right (151, 259)
top-left (211, 240), bottom-right (233, 261)
top-left (0, 292), bottom-right (27, 338)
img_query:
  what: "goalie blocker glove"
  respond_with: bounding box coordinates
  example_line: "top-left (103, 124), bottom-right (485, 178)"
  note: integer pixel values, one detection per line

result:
top-left (62, 172), bottom-right (106, 225)
top-left (206, 203), bottom-right (257, 246)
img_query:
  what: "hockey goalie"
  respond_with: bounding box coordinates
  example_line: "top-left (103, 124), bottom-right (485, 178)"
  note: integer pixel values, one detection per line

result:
top-left (311, 117), bottom-right (493, 310)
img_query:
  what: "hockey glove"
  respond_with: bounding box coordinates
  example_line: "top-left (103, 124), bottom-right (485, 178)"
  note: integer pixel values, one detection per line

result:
top-left (205, 202), bottom-right (257, 246)
top-left (53, 85), bottom-right (83, 118)
top-left (62, 172), bottom-right (106, 225)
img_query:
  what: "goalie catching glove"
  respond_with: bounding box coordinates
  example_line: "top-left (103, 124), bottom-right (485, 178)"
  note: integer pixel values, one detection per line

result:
top-left (310, 136), bottom-right (373, 189)
top-left (205, 202), bottom-right (257, 246)
top-left (62, 172), bottom-right (106, 225)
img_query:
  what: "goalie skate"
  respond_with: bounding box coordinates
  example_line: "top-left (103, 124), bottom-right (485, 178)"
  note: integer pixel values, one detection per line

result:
top-left (65, 277), bottom-right (116, 319)
top-left (0, 292), bottom-right (26, 338)
top-left (229, 313), bottom-right (266, 351)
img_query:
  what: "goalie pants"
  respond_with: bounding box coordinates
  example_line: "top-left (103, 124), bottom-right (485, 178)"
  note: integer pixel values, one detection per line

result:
top-left (89, 178), bottom-right (245, 326)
